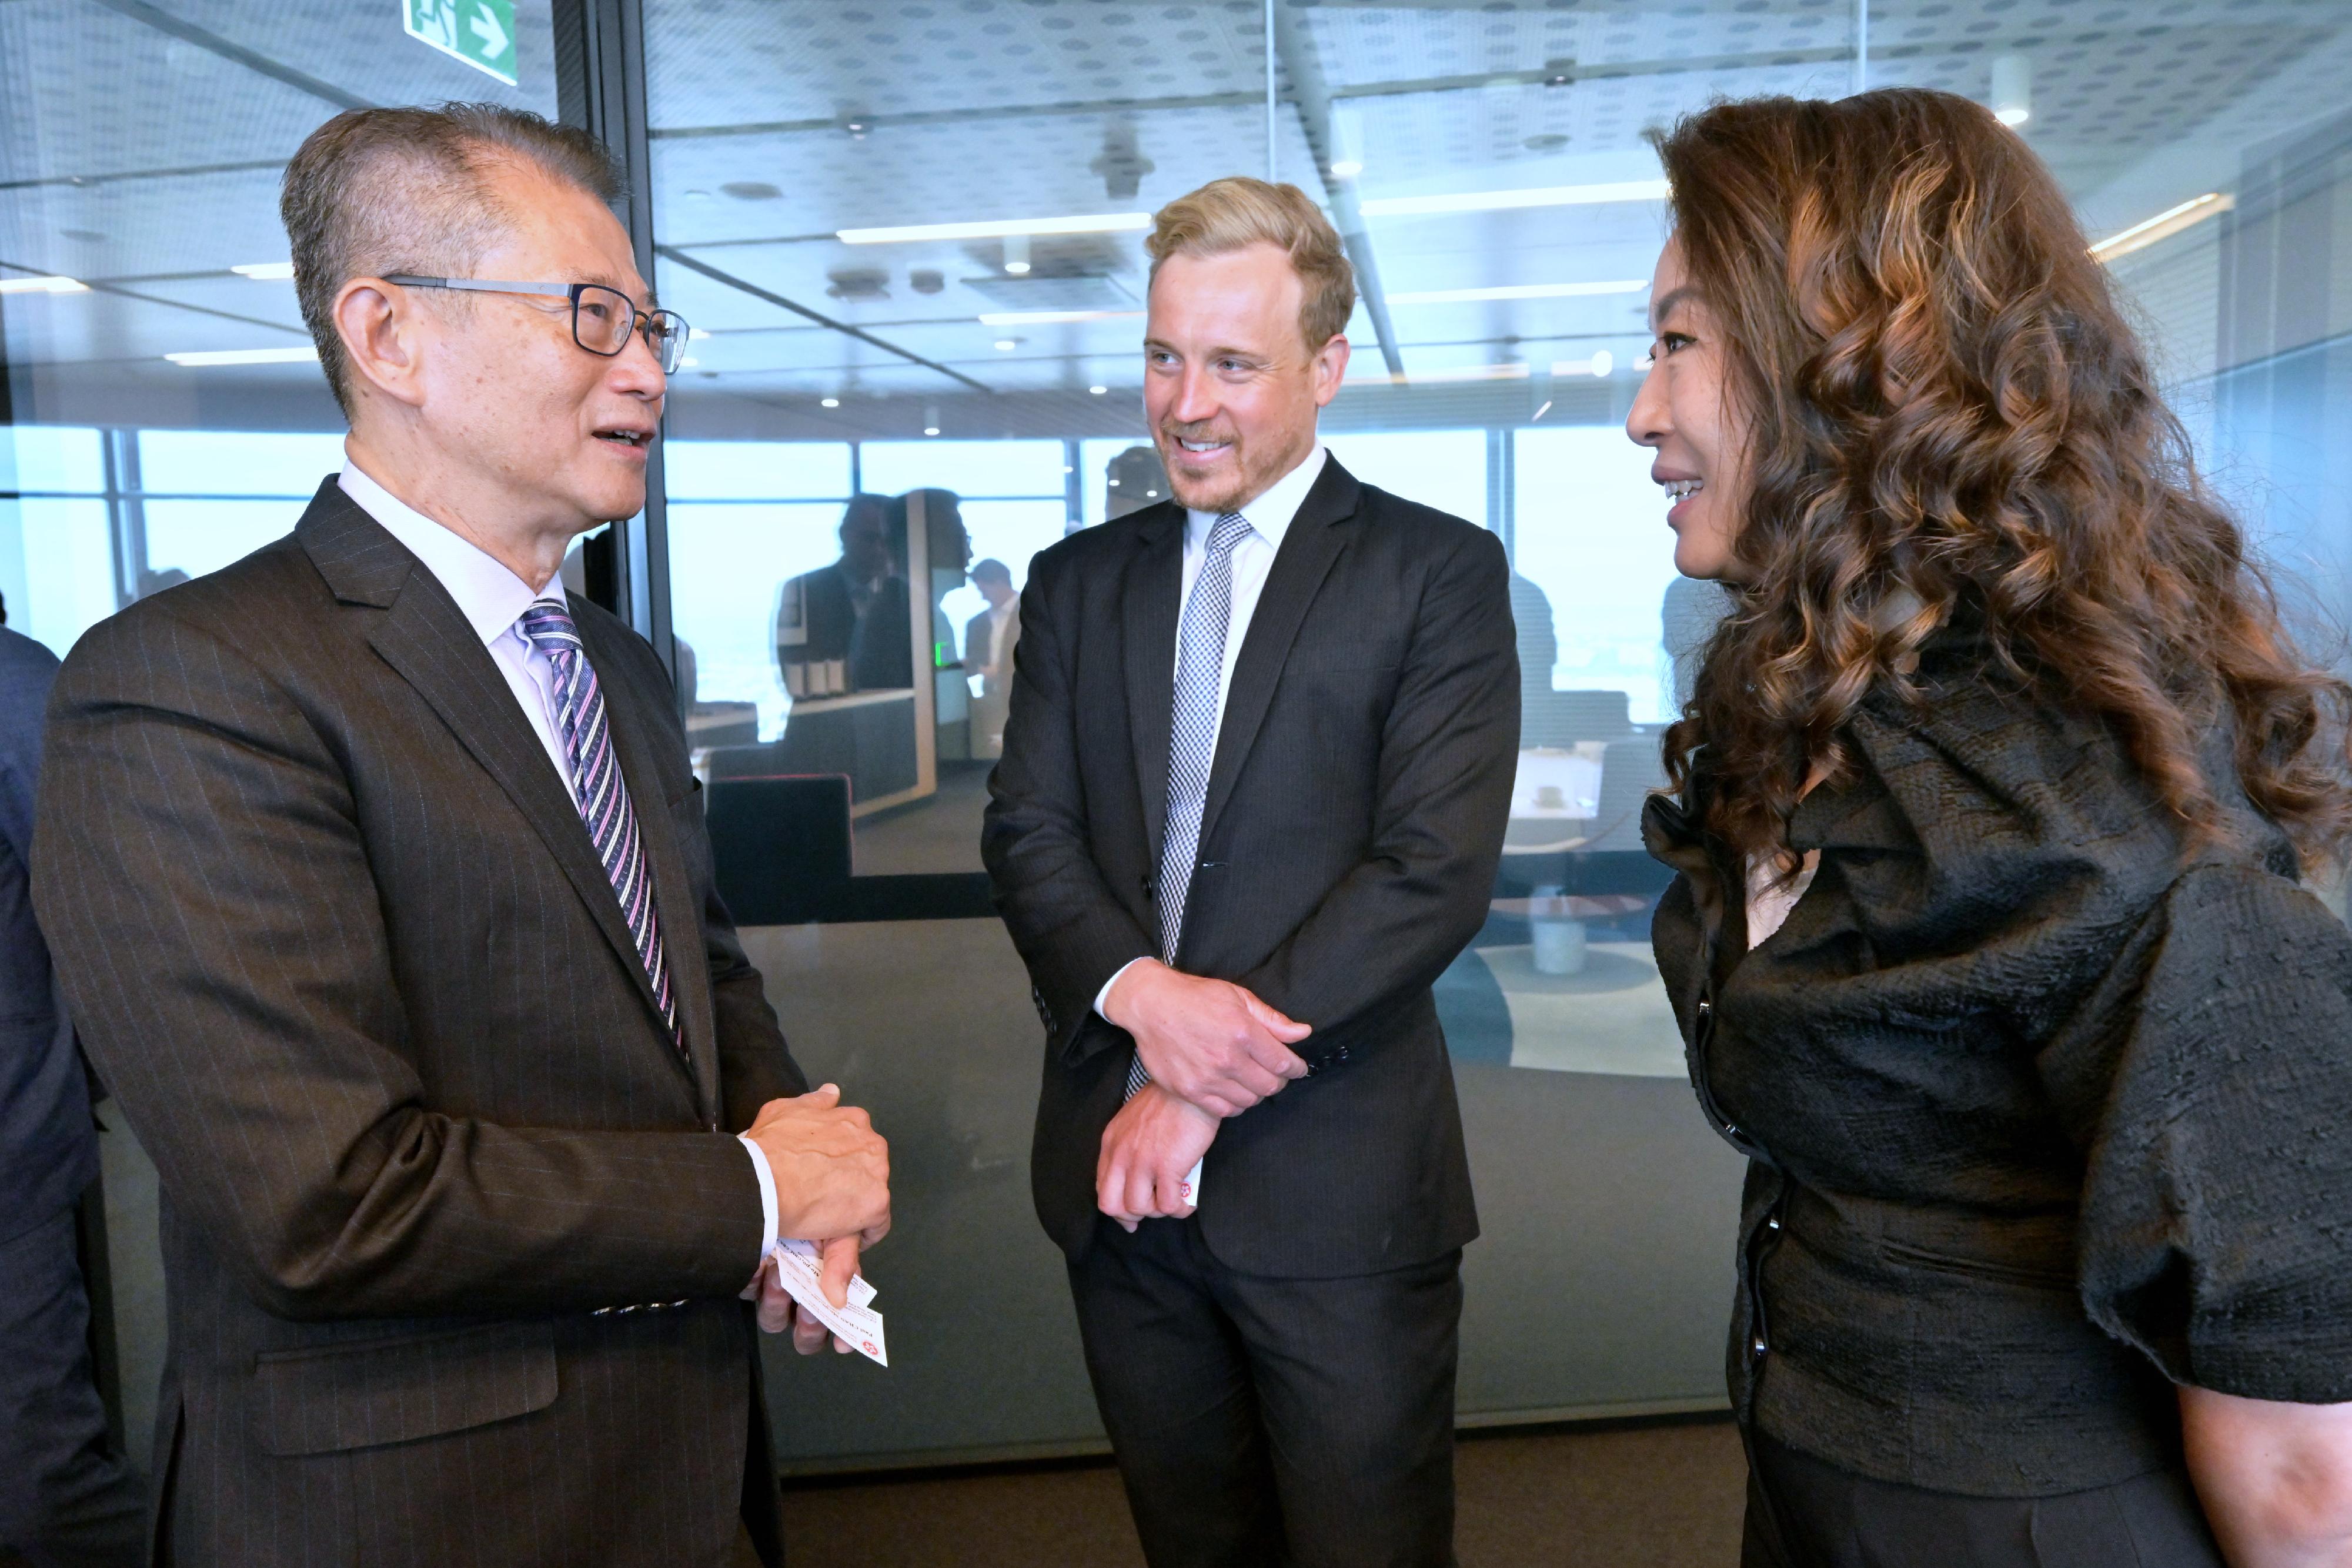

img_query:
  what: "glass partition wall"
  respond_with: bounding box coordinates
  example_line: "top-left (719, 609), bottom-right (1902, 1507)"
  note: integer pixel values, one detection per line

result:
top-left (9, 0), bottom-right (2352, 1477)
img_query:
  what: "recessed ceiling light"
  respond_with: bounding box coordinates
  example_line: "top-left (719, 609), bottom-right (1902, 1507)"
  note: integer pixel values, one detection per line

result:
top-left (1358, 179), bottom-right (1669, 218)
top-left (923, 426), bottom-right (941, 436)
top-left (230, 262), bottom-right (295, 280)
top-left (1329, 159), bottom-right (1364, 179)
top-left (1387, 280), bottom-right (1646, 306)
top-left (994, 339), bottom-right (1019, 351)
top-left (1088, 385), bottom-right (1108, 395)
top-left (0, 274), bottom-right (89, 295)
top-left (1549, 353), bottom-right (1619, 377)
top-left (821, 396), bottom-right (841, 408)
top-left (1991, 54), bottom-right (2032, 131)
top-left (163, 346), bottom-right (318, 366)
top-left (840, 212), bottom-right (1151, 244)
top-left (1004, 261), bottom-right (1032, 275)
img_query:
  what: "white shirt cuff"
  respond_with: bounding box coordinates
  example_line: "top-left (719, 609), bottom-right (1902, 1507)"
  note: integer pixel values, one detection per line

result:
top-left (1095, 956), bottom-right (1150, 1019)
top-left (738, 1134), bottom-right (780, 1263)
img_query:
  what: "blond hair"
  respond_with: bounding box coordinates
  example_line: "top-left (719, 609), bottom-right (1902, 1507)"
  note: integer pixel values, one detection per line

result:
top-left (1145, 178), bottom-right (1356, 352)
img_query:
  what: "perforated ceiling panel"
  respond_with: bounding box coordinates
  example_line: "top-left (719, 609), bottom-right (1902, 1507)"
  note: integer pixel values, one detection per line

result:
top-left (2, 0), bottom-right (2348, 430)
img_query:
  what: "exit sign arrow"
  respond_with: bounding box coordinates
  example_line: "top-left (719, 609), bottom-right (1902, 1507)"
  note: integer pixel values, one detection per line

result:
top-left (403, 0), bottom-right (518, 86)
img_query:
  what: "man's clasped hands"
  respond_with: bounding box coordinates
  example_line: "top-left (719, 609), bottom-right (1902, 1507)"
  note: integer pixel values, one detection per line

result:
top-left (1093, 959), bottom-right (1312, 1233)
top-left (737, 961), bottom-right (1308, 1350)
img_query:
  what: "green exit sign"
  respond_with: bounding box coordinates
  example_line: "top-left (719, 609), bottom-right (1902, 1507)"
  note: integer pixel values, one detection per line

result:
top-left (403, 0), bottom-right (517, 86)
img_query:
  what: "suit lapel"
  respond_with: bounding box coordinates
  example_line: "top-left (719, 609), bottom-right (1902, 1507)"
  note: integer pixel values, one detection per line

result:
top-left (298, 493), bottom-right (688, 1084)
top-left (592, 637), bottom-right (722, 1115)
top-left (1197, 459), bottom-right (1362, 847)
top-left (1122, 508), bottom-right (1184, 865)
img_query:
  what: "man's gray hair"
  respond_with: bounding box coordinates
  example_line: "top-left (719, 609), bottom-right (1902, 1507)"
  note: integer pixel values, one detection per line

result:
top-left (280, 102), bottom-right (624, 414)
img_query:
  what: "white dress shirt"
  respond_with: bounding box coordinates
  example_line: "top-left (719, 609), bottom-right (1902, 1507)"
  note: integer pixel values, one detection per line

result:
top-left (338, 463), bottom-right (780, 1266)
top-left (985, 601), bottom-right (1016, 674)
top-left (1094, 443), bottom-right (1328, 1014)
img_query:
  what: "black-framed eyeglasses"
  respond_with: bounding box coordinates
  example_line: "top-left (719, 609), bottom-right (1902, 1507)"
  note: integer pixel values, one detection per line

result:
top-left (381, 275), bottom-right (691, 373)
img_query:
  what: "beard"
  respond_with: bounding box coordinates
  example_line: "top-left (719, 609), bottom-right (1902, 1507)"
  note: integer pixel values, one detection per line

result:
top-left (1154, 421), bottom-right (1284, 515)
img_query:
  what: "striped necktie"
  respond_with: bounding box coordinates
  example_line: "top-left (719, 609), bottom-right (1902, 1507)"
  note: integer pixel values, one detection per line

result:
top-left (1127, 509), bottom-right (1254, 1098)
top-left (517, 598), bottom-right (684, 1055)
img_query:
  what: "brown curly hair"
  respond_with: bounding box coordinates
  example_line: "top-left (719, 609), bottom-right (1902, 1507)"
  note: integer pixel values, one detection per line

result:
top-left (1655, 88), bottom-right (2352, 868)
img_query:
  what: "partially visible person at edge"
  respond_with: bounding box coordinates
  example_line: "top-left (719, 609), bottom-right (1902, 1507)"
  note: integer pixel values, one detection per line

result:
top-left (1630, 89), bottom-right (2352, 1568)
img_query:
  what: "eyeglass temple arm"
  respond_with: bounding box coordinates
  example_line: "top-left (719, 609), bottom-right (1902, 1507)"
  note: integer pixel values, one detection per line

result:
top-left (382, 275), bottom-right (579, 297)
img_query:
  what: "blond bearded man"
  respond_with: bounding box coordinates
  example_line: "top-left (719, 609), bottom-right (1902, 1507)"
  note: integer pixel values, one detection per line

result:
top-left (985, 178), bottom-right (1519, 1568)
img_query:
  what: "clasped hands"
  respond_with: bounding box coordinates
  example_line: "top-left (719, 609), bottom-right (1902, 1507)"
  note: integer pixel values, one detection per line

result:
top-left (740, 1084), bottom-right (891, 1355)
top-left (1094, 959), bottom-right (1311, 1232)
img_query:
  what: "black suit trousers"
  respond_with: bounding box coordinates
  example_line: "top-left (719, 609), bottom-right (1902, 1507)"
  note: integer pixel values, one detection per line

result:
top-left (1067, 1215), bottom-right (1462, 1568)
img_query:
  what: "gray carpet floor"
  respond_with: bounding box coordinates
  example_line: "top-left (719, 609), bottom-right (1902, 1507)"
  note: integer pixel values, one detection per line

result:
top-left (780, 1417), bottom-right (1748, 1567)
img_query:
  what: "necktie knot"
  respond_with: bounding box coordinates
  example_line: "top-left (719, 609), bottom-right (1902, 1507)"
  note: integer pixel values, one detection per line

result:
top-left (1207, 511), bottom-right (1252, 557)
top-left (517, 598), bottom-right (582, 659)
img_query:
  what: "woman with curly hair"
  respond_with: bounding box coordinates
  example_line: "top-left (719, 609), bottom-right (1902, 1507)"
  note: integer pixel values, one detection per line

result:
top-left (1632, 88), bottom-right (2352, 1566)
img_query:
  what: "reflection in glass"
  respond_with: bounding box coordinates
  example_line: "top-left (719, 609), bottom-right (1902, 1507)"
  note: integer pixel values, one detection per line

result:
top-left (776, 493), bottom-right (893, 700)
top-left (624, 0), bottom-right (2352, 1473)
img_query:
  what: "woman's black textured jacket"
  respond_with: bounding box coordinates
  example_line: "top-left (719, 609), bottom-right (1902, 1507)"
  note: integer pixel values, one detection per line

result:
top-left (1646, 651), bottom-right (2352, 1496)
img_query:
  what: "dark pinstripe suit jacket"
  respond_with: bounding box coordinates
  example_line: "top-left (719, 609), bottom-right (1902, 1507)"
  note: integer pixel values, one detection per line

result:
top-left (32, 484), bottom-right (807, 1568)
top-left (984, 457), bottom-right (1518, 1278)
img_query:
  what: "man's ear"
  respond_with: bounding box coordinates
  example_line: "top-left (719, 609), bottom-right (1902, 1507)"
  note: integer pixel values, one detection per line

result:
top-left (1311, 334), bottom-right (1351, 407)
top-left (333, 278), bottom-right (429, 410)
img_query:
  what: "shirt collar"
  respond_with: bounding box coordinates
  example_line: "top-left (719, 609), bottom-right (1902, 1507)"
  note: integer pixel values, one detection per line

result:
top-left (338, 463), bottom-right (562, 647)
top-left (1185, 442), bottom-right (1326, 553)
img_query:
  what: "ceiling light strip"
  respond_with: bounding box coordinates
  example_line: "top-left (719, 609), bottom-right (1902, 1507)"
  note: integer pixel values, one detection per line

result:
top-left (1359, 179), bottom-right (1670, 218)
top-left (2089, 193), bottom-right (2233, 263)
top-left (839, 213), bottom-right (1151, 245)
top-left (0, 274), bottom-right (89, 295)
top-left (1387, 280), bottom-right (1648, 306)
top-left (163, 346), bottom-right (319, 366)
top-left (976, 310), bottom-right (1144, 326)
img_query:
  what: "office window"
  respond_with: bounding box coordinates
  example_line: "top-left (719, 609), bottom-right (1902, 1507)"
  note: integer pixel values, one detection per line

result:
top-left (640, 0), bottom-right (2352, 1470)
top-left (2, 0), bottom-right (2341, 1483)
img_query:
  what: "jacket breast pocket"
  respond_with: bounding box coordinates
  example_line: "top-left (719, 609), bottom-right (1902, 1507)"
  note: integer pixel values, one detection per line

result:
top-left (250, 1320), bottom-right (558, 1456)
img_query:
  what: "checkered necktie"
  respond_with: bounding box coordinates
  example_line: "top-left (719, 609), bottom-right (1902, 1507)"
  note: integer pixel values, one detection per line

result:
top-left (517, 598), bottom-right (684, 1055)
top-left (1127, 510), bottom-right (1253, 1098)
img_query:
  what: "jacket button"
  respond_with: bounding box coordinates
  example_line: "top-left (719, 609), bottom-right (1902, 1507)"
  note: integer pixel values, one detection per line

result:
top-left (1751, 1335), bottom-right (1769, 1358)
top-left (1696, 999), bottom-right (1713, 1019)
top-left (1765, 1214), bottom-right (1782, 1232)
top-left (592, 1306), bottom-right (613, 1317)
top-left (1723, 1122), bottom-right (1741, 1139)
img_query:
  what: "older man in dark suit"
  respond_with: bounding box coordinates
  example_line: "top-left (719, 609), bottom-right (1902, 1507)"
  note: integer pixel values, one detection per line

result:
top-left (32, 105), bottom-right (888, 1568)
top-left (0, 610), bottom-right (145, 1567)
top-left (984, 178), bottom-right (1518, 1567)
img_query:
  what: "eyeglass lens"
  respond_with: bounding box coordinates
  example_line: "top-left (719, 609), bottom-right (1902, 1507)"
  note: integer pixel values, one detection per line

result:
top-left (572, 285), bottom-right (690, 373)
